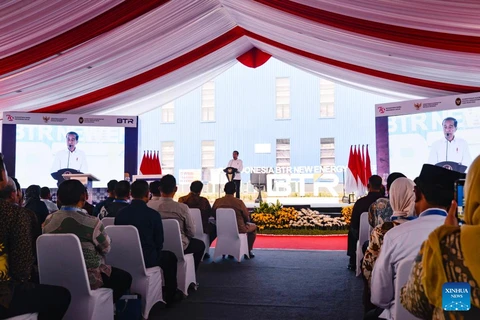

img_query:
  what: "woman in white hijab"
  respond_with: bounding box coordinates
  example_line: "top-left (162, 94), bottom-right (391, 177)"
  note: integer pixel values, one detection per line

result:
top-left (362, 178), bottom-right (416, 304)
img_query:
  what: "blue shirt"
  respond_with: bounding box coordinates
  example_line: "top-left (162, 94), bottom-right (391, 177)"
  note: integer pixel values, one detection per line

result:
top-left (115, 199), bottom-right (164, 268)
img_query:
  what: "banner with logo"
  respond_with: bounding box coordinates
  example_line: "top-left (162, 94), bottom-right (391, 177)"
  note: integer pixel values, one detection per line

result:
top-left (375, 92), bottom-right (480, 117)
top-left (3, 112), bottom-right (138, 127)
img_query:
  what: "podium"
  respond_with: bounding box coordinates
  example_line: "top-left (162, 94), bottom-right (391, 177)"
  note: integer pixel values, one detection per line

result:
top-left (62, 173), bottom-right (99, 204)
top-left (435, 161), bottom-right (467, 173)
top-left (223, 167), bottom-right (238, 182)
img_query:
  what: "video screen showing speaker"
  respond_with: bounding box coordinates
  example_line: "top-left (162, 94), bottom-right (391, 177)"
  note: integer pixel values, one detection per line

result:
top-left (387, 106), bottom-right (480, 179)
top-left (15, 124), bottom-right (125, 188)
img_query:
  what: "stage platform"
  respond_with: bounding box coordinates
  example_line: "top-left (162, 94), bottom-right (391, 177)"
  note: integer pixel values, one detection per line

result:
top-left (245, 197), bottom-right (351, 216)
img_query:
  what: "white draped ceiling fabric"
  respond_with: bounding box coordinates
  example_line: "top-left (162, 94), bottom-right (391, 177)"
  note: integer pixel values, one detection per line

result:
top-left (1, 0), bottom-right (480, 116)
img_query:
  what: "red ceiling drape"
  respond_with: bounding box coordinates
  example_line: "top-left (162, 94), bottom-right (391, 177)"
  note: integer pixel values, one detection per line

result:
top-left (237, 47), bottom-right (271, 68)
top-left (0, 0), bottom-right (170, 76)
top-left (255, 0), bottom-right (480, 53)
top-left (33, 27), bottom-right (245, 114)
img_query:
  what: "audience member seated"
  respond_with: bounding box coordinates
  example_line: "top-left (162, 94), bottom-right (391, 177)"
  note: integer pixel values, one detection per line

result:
top-left (0, 155), bottom-right (71, 320)
top-left (25, 185), bottom-right (50, 226)
top-left (212, 181), bottom-right (257, 258)
top-left (83, 187), bottom-right (94, 216)
top-left (179, 180), bottom-right (216, 257)
top-left (94, 179), bottom-right (118, 217)
top-left (368, 164), bottom-right (465, 320)
top-left (401, 154), bottom-right (480, 319)
top-left (367, 173), bottom-right (406, 229)
top-left (149, 175), bottom-right (205, 271)
top-left (361, 177), bottom-right (415, 314)
top-left (100, 180), bottom-right (130, 219)
top-left (115, 180), bottom-right (180, 306)
top-left (40, 186), bottom-right (59, 213)
top-left (43, 179), bottom-right (132, 303)
top-left (2, 177), bottom-right (42, 281)
top-left (347, 175), bottom-right (384, 270)
top-left (148, 180), bottom-right (162, 208)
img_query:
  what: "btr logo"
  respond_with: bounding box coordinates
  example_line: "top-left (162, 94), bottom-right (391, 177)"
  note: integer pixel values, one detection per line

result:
top-left (117, 118), bottom-right (134, 124)
top-left (6, 114), bottom-right (13, 121)
top-left (377, 106), bottom-right (386, 114)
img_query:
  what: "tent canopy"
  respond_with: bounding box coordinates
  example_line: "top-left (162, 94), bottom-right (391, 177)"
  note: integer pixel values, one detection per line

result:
top-left (1, 0), bottom-right (480, 116)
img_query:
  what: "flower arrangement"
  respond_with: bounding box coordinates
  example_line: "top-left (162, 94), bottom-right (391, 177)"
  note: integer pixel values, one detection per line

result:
top-left (251, 202), bottom-right (346, 231)
top-left (289, 208), bottom-right (347, 230)
top-left (341, 205), bottom-right (353, 226)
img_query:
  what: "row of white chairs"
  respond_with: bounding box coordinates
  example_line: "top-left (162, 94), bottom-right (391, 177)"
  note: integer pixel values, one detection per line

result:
top-left (103, 208), bottom-right (249, 262)
top-left (33, 207), bottom-right (249, 320)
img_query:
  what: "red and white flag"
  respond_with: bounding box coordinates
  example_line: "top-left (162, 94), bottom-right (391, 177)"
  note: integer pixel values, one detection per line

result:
top-left (345, 145), bottom-right (358, 193)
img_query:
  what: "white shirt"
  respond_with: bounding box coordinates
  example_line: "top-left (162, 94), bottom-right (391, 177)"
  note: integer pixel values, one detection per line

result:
top-left (227, 159), bottom-right (243, 180)
top-left (370, 208), bottom-right (447, 320)
top-left (51, 148), bottom-right (88, 173)
top-left (41, 199), bottom-right (58, 213)
top-left (428, 137), bottom-right (472, 167)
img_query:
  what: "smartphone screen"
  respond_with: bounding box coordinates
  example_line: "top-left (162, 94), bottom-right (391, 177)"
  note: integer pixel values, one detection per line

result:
top-left (455, 179), bottom-right (465, 221)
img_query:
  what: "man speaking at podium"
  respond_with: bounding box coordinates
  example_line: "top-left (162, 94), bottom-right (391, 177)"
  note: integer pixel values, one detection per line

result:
top-left (51, 132), bottom-right (88, 181)
top-left (427, 117), bottom-right (472, 170)
top-left (227, 150), bottom-right (243, 198)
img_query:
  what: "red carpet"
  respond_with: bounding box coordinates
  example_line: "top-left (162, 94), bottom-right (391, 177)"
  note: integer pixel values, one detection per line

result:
top-left (212, 234), bottom-right (347, 251)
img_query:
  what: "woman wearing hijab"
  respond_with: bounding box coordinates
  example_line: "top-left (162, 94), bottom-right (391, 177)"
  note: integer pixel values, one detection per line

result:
top-left (401, 155), bottom-right (480, 319)
top-left (24, 185), bottom-right (49, 226)
top-left (362, 177), bottom-right (416, 285)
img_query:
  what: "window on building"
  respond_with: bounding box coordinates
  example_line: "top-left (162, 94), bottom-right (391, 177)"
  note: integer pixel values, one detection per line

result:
top-left (202, 81), bottom-right (215, 122)
top-left (276, 138), bottom-right (291, 167)
top-left (276, 77), bottom-right (290, 119)
top-left (161, 101), bottom-right (175, 123)
top-left (201, 141), bottom-right (215, 169)
top-left (320, 138), bottom-right (335, 166)
top-left (161, 141), bottom-right (175, 174)
top-left (320, 78), bottom-right (335, 118)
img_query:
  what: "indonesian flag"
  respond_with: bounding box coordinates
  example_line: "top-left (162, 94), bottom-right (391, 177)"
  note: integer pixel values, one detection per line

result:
top-left (154, 151), bottom-right (162, 174)
top-left (139, 151), bottom-right (148, 174)
top-left (365, 145), bottom-right (372, 182)
top-left (356, 145), bottom-right (367, 195)
top-left (345, 145), bottom-right (358, 194)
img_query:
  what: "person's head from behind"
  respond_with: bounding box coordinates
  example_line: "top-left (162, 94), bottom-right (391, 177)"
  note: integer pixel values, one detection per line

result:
top-left (131, 180), bottom-right (150, 202)
top-left (414, 164), bottom-right (465, 215)
top-left (0, 177), bottom-right (18, 204)
top-left (442, 117), bottom-right (457, 142)
top-left (233, 150), bottom-right (239, 160)
top-left (159, 174), bottom-right (177, 197)
top-left (11, 177), bottom-right (23, 206)
top-left (66, 131), bottom-right (79, 152)
top-left (40, 186), bottom-right (51, 200)
top-left (107, 180), bottom-right (118, 197)
top-left (149, 180), bottom-right (161, 197)
top-left (190, 180), bottom-right (203, 195)
top-left (367, 175), bottom-right (382, 192)
top-left (389, 178), bottom-right (416, 219)
top-left (115, 180), bottom-right (130, 200)
top-left (386, 172), bottom-right (406, 194)
top-left (25, 185), bottom-right (41, 202)
top-left (57, 180), bottom-right (86, 207)
top-left (224, 181), bottom-right (236, 195)
top-left (464, 155), bottom-right (480, 225)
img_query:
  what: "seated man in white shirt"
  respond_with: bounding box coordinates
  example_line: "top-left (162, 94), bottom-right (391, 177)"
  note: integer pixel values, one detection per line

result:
top-left (40, 186), bottom-right (58, 213)
top-left (368, 164), bottom-right (465, 320)
top-left (51, 131), bottom-right (88, 174)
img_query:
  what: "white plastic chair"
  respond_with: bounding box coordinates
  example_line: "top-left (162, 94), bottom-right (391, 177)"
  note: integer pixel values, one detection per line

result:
top-left (189, 208), bottom-right (210, 260)
top-left (162, 219), bottom-right (197, 296)
top-left (6, 314), bottom-right (38, 320)
top-left (105, 225), bottom-right (164, 319)
top-left (101, 217), bottom-right (115, 227)
top-left (356, 211), bottom-right (372, 276)
top-left (395, 258), bottom-right (421, 320)
top-left (213, 208), bottom-right (249, 262)
top-left (37, 234), bottom-right (114, 320)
